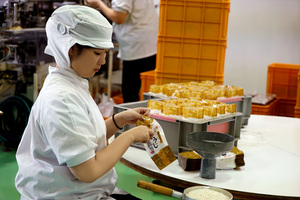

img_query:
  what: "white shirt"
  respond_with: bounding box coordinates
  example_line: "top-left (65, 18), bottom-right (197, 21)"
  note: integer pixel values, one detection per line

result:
top-left (15, 66), bottom-right (118, 199)
top-left (112, 0), bottom-right (158, 60)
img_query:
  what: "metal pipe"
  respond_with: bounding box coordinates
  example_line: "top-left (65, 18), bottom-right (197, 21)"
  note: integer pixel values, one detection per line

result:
top-left (13, 3), bottom-right (17, 24)
top-left (6, 0), bottom-right (11, 27)
top-left (6, 0), bottom-right (10, 18)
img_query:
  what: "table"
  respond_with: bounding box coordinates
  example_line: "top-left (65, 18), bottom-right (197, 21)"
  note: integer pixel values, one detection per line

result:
top-left (120, 114), bottom-right (300, 199)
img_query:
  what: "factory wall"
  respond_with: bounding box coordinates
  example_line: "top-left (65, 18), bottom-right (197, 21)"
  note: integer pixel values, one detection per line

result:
top-left (224, 0), bottom-right (300, 93)
top-left (2, 0), bottom-right (299, 95)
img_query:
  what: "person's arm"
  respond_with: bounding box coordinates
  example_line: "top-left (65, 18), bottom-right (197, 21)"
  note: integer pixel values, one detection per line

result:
top-left (70, 125), bottom-right (153, 183)
top-left (69, 108), bottom-right (153, 183)
top-left (105, 108), bottom-right (151, 139)
top-left (87, 0), bottom-right (127, 24)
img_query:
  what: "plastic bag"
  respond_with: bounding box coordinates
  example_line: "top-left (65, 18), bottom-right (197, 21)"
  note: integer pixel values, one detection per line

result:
top-left (98, 93), bottom-right (115, 118)
top-left (136, 116), bottom-right (176, 170)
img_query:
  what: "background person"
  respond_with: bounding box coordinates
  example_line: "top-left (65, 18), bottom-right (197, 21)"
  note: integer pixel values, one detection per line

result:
top-left (87, 0), bottom-right (159, 103)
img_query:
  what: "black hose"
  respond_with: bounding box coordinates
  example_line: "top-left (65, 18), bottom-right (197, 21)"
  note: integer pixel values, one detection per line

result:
top-left (0, 95), bottom-right (31, 147)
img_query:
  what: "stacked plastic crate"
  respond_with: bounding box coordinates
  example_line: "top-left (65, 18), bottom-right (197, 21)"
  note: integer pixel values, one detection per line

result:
top-left (154, 0), bottom-right (230, 85)
top-left (294, 71), bottom-right (300, 118)
top-left (266, 63), bottom-right (300, 117)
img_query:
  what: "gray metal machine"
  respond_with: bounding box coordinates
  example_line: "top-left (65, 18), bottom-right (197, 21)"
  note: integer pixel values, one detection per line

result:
top-left (0, 0), bottom-right (80, 147)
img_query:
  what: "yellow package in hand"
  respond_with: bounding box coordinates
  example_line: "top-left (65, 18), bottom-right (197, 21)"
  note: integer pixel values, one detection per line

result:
top-left (137, 116), bottom-right (176, 170)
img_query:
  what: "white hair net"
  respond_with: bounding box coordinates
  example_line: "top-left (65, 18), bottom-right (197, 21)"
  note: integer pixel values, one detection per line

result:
top-left (44, 5), bottom-right (114, 70)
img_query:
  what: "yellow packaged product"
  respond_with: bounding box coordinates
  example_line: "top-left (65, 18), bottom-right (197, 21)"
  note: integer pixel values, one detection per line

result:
top-left (147, 100), bottom-right (163, 111)
top-left (200, 80), bottom-right (215, 87)
top-left (162, 103), bottom-right (180, 116)
top-left (226, 104), bottom-right (237, 113)
top-left (162, 84), bottom-right (179, 97)
top-left (136, 116), bottom-right (176, 170)
top-left (232, 86), bottom-right (244, 96)
top-left (149, 84), bottom-right (164, 94)
top-left (182, 107), bottom-right (204, 119)
top-left (203, 106), bottom-right (217, 117)
top-left (216, 104), bottom-right (226, 115)
top-left (225, 87), bottom-right (236, 98)
top-left (180, 88), bottom-right (191, 98)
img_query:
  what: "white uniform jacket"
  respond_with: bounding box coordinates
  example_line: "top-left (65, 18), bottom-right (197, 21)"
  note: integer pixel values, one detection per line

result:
top-left (15, 66), bottom-right (118, 199)
top-left (112, 0), bottom-right (159, 61)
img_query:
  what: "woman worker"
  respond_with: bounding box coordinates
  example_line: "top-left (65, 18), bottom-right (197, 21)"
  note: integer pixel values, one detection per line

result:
top-left (87, 0), bottom-right (159, 103)
top-left (15, 5), bottom-right (154, 199)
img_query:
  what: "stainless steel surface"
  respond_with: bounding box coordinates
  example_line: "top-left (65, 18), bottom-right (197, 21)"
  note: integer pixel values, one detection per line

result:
top-left (186, 132), bottom-right (234, 179)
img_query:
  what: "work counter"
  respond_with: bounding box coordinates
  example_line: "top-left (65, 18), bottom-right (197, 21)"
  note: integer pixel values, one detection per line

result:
top-left (120, 114), bottom-right (300, 199)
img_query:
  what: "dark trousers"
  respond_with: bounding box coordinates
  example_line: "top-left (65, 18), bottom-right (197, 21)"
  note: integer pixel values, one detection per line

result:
top-left (122, 54), bottom-right (156, 103)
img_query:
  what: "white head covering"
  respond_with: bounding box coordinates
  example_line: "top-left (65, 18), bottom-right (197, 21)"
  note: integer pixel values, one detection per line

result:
top-left (44, 5), bottom-right (113, 70)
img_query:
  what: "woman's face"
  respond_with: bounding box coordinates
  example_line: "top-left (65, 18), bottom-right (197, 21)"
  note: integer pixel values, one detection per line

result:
top-left (69, 45), bottom-right (108, 78)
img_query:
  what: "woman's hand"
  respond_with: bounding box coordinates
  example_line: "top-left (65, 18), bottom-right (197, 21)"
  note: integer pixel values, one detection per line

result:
top-left (131, 107), bottom-right (151, 116)
top-left (106, 108), bottom-right (151, 139)
top-left (116, 107), bottom-right (151, 127)
top-left (125, 125), bottom-right (154, 143)
top-left (86, 0), bottom-right (127, 24)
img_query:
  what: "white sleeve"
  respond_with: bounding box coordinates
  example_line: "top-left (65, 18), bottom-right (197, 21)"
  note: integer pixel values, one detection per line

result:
top-left (41, 90), bottom-right (98, 167)
top-left (112, 0), bottom-right (132, 13)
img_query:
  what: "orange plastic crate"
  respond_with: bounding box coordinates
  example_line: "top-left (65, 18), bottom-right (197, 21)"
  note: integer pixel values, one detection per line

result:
top-left (295, 107), bottom-right (300, 118)
top-left (140, 70), bottom-right (224, 99)
top-left (159, 0), bottom-right (230, 40)
top-left (139, 70), bottom-right (155, 99)
top-left (112, 94), bottom-right (124, 104)
top-left (251, 98), bottom-right (279, 116)
top-left (267, 63), bottom-right (300, 100)
top-left (277, 99), bottom-right (296, 117)
top-left (155, 36), bottom-right (227, 78)
top-left (294, 71), bottom-right (300, 118)
top-left (154, 71), bottom-right (224, 85)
